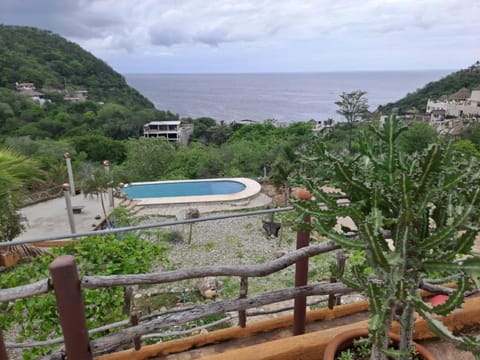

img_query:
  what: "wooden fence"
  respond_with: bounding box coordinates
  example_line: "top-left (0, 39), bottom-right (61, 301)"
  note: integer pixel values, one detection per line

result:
top-left (0, 213), bottom-right (360, 360)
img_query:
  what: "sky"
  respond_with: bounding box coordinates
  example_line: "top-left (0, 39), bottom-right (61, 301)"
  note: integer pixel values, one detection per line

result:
top-left (0, 0), bottom-right (478, 74)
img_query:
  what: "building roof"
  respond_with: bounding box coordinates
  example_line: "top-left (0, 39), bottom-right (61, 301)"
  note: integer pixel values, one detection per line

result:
top-left (447, 87), bottom-right (471, 101)
top-left (145, 121), bottom-right (181, 126)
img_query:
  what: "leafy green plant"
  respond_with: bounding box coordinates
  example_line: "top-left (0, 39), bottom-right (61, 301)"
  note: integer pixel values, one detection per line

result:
top-left (0, 234), bottom-right (166, 359)
top-left (296, 117), bottom-right (480, 360)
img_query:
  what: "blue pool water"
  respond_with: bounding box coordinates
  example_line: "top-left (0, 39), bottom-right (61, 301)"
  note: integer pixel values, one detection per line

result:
top-left (124, 180), bottom-right (246, 199)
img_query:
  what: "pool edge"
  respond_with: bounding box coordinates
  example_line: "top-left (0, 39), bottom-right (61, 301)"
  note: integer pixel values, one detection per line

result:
top-left (129, 178), bottom-right (261, 206)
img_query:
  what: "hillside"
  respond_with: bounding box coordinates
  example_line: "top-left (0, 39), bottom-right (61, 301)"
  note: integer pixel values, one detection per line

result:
top-left (0, 25), bottom-right (153, 108)
top-left (0, 25), bottom-right (178, 140)
top-left (379, 62), bottom-right (480, 113)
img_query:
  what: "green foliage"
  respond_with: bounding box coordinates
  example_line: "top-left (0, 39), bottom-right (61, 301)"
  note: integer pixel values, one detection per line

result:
top-left (460, 123), bottom-right (480, 151)
top-left (0, 25), bottom-right (181, 141)
top-left (0, 234), bottom-right (166, 359)
top-left (296, 117), bottom-right (480, 358)
top-left (452, 139), bottom-right (480, 158)
top-left (0, 147), bottom-right (43, 241)
top-left (119, 138), bottom-right (175, 181)
top-left (0, 25), bottom-right (152, 107)
top-left (71, 134), bottom-right (126, 163)
top-left (397, 121), bottom-right (440, 154)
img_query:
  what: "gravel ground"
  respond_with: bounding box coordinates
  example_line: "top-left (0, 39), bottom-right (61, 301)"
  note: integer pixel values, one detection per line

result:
top-left (134, 209), bottom-right (342, 309)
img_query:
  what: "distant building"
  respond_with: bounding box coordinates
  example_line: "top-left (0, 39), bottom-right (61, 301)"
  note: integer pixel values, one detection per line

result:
top-left (426, 88), bottom-right (480, 118)
top-left (16, 82), bottom-right (35, 91)
top-left (64, 90), bottom-right (88, 102)
top-left (16, 82), bottom-right (48, 107)
top-left (312, 119), bottom-right (334, 134)
top-left (143, 121), bottom-right (193, 145)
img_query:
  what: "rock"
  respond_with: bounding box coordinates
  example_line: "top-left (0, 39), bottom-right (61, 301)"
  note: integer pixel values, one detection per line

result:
top-left (185, 208), bottom-right (200, 219)
top-left (197, 277), bottom-right (218, 299)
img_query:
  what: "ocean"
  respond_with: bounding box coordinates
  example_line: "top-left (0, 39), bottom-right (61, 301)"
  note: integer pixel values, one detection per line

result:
top-left (124, 71), bottom-right (450, 123)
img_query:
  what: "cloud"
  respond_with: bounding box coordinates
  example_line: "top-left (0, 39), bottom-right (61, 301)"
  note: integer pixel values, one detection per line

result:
top-left (0, 0), bottom-right (478, 72)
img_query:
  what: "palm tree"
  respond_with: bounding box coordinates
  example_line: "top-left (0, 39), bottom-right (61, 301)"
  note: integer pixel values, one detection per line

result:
top-left (79, 164), bottom-right (118, 225)
top-left (0, 148), bottom-right (43, 243)
top-left (269, 145), bottom-right (297, 205)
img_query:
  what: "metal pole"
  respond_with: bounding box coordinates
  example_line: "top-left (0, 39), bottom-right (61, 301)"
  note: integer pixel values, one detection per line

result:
top-left (49, 255), bottom-right (92, 360)
top-left (64, 152), bottom-right (76, 196)
top-left (63, 184), bottom-right (76, 234)
top-left (103, 160), bottom-right (114, 208)
top-left (293, 189), bottom-right (312, 336)
top-left (0, 329), bottom-right (8, 360)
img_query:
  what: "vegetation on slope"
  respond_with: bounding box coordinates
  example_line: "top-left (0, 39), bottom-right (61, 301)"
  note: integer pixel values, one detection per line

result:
top-left (0, 25), bottom-right (151, 107)
top-left (379, 61), bottom-right (480, 113)
top-left (0, 25), bottom-right (177, 141)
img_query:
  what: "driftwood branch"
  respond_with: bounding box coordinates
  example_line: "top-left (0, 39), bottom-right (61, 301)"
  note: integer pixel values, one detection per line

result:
top-left (90, 282), bottom-right (352, 354)
top-left (82, 242), bottom-right (340, 289)
top-left (0, 278), bottom-right (50, 302)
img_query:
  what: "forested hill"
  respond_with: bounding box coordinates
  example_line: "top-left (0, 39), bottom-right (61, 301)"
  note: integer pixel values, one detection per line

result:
top-left (0, 25), bottom-right (152, 108)
top-left (379, 62), bottom-right (480, 114)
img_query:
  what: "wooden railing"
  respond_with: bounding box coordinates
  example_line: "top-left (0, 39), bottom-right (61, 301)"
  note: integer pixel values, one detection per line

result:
top-left (0, 240), bottom-right (356, 360)
top-left (1, 207), bottom-right (354, 360)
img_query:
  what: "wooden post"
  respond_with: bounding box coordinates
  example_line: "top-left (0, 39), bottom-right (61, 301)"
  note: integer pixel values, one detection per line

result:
top-left (130, 313), bottom-right (141, 351)
top-left (49, 255), bottom-right (92, 360)
top-left (0, 329), bottom-right (8, 360)
top-left (293, 189), bottom-right (312, 336)
top-left (238, 276), bottom-right (248, 328)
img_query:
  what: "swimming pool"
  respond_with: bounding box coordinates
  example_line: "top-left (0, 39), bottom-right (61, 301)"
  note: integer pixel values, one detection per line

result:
top-left (123, 178), bottom-right (261, 205)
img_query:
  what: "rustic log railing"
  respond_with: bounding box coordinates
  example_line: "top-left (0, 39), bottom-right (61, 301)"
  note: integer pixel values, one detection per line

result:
top-left (1, 206), bottom-right (355, 360)
top-left (1, 242), bottom-right (352, 359)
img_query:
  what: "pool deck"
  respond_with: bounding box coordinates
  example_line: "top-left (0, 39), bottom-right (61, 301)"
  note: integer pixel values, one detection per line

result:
top-left (12, 189), bottom-right (273, 244)
top-left (13, 194), bottom-right (114, 243)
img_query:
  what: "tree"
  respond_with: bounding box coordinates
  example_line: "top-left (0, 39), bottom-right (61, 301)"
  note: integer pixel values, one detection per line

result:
top-left (0, 148), bottom-right (42, 242)
top-left (335, 90), bottom-right (369, 152)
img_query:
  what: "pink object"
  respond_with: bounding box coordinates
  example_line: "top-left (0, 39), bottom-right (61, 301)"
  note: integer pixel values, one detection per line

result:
top-left (429, 294), bottom-right (449, 306)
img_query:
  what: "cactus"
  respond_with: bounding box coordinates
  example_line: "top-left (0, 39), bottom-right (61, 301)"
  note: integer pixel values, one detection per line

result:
top-left (296, 117), bottom-right (480, 360)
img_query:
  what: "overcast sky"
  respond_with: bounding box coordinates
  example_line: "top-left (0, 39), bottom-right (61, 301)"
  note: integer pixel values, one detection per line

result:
top-left (0, 0), bottom-right (478, 74)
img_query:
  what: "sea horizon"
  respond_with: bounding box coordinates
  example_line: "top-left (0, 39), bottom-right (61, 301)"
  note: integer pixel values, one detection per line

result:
top-left (125, 70), bottom-right (452, 123)
top-left (124, 69), bottom-right (453, 76)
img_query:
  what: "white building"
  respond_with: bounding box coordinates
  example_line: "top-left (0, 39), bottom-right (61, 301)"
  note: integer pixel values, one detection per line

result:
top-left (143, 121), bottom-right (193, 145)
top-left (426, 88), bottom-right (480, 118)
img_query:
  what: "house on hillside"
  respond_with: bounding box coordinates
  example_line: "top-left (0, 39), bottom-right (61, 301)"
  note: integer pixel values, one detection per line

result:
top-left (143, 121), bottom-right (193, 145)
top-left (426, 88), bottom-right (480, 118)
top-left (311, 119), bottom-right (334, 134)
top-left (16, 82), bottom-right (35, 91)
top-left (64, 90), bottom-right (88, 102)
top-left (16, 82), bottom-right (48, 107)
